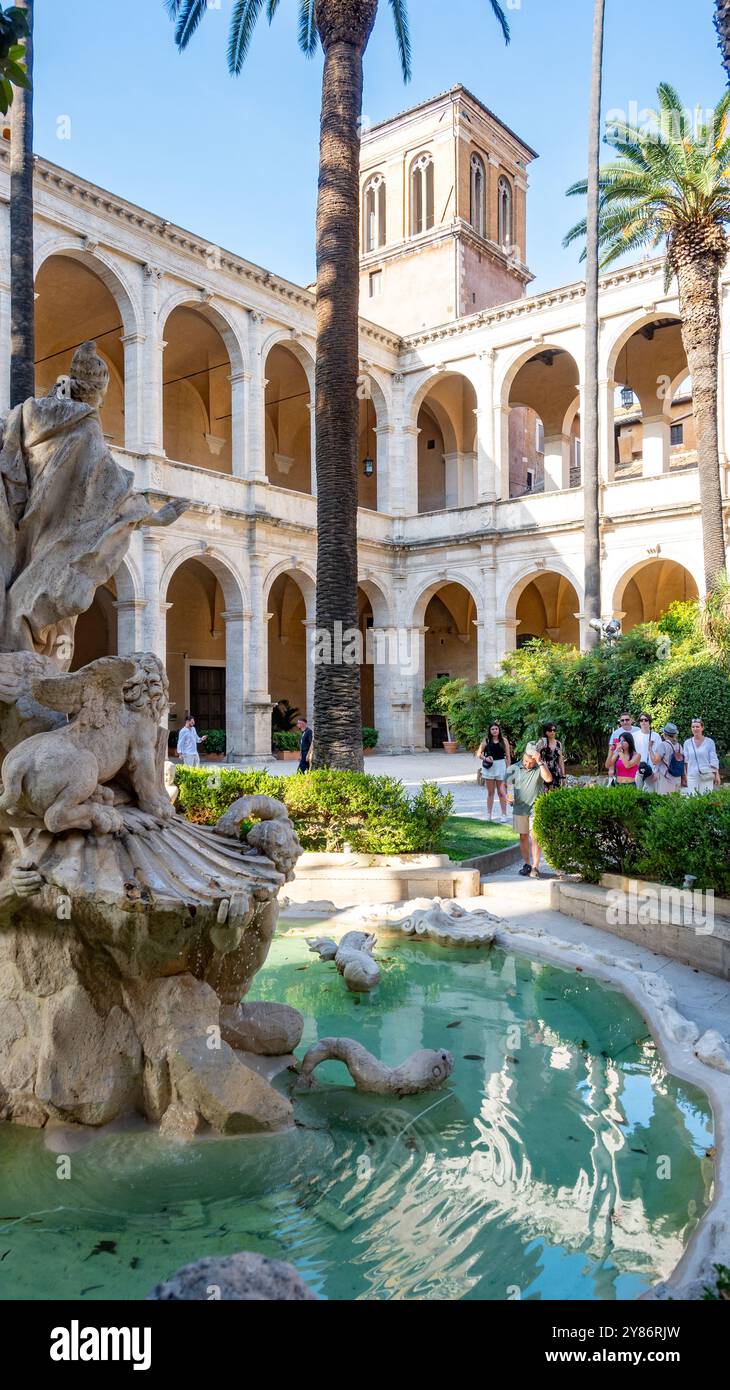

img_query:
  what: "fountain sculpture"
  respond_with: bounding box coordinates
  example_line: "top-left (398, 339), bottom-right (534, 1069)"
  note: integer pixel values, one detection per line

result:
top-left (0, 344), bottom-right (303, 1136)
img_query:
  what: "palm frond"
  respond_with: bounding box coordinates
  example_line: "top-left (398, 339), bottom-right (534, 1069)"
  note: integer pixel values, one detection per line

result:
top-left (298, 0), bottom-right (317, 56)
top-left (164, 0), bottom-right (183, 17)
top-left (389, 0), bottom-right (412, 82)
top-left (228, 0), bottom-right (266, 74)
top-left (266, 0), bottom-right (281, 17)
top-left (487, 0), bottom-right (511, 44)
top-left (172, 0), bottom-right (208, 50)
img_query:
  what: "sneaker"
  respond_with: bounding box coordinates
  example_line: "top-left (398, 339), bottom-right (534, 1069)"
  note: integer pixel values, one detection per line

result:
top-left (530, 867), bottom-right (541, 879)
top-left (519, 862), bottom-right (531, 876)
top-left (500, 814), bottom-right (510, 824)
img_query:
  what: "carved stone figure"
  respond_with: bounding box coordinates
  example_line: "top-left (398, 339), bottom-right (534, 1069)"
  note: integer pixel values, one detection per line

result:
top-left (308, 929), bottom-right (381, 992)
top-left (0, 362), bottom-right (305, 1135)
top-left (296, 1038), bottom-right (455, 1096)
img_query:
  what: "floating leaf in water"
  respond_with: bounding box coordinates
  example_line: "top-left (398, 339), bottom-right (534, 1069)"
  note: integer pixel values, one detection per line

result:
top-left (463, 1054), bottom-right (485, 1061)
top-left (506, 1055), bottom-right (520, 1064)
top-left (631, 1147), bottom-right (648, 1155)
top-left (446, 1021), bottom-right (462, 1029)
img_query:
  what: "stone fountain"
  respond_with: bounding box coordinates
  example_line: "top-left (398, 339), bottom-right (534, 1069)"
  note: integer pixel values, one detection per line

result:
top-left (0, 343), bottom-right (304, 1137)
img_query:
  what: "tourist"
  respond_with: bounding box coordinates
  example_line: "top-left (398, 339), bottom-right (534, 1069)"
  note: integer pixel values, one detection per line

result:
top-left (476, 720), bottom-right (511, 822)
top-left (606, 731), bottom-right (640, 785)
top-left (296, 717), bottom-right (313, 774)
top-left (505, 742), bottom-right (553, 878)
top-left (177, 715), bottom-right (206, 767)
top-left (536, 722), bottom-right (565, 790)
top-left (607, 711), bottom-right (640, 755)
top-left (635, 712), bottom-right (663, 792)
top-left (683, 718), bottom-right (721, 795)
top-left (654, 721), bottom-right (684, 795)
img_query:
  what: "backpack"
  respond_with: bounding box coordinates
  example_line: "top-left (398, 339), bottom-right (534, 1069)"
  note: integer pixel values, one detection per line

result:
top-left (666, 744), bottom-right (684, 778)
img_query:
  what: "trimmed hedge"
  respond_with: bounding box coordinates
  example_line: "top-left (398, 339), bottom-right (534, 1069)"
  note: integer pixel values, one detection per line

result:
top-left (534, 785), bottom-right (730, 894)
top-left (175, 766), bottom-right (452, 854)
top-left (272, 730), bottom-right (300, 751)
top-left (201, 728), bottom-right (226, 755)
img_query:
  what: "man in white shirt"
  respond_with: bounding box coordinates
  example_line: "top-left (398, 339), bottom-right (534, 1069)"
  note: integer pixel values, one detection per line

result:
top-left (683, 718), bottom-right (720, 795)
top-left (177, 716), bottom-right (206, 767)
top-left (608, 711), bottom-right (640, 753)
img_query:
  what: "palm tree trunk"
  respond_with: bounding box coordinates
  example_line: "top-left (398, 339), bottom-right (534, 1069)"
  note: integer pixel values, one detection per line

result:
top-left (312, 1), bottom-right (377, 770)
top-left (582, 0), bottom-right (606, 649)
top-left (676, 255), bottom-right (727, 589)
top-left (9, 0), bottom-right (34, 406)
top-left (715, 0), bottom-right (730, 82)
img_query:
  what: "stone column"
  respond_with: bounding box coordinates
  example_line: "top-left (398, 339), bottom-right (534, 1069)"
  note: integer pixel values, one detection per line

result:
top-left (140, 530), bottom-right (167, 659)
top-left (121, 332), bottom-right (146, 453)
top-left (303, 618), bottom-right (317, 722)
top-left (141, 265), bottom-right (165, 456)
top-left (375, 424), bottom-right (393, 513)
top-left (228, 368), bottom-right (249, 478)
top-left (494, 404), bottom-right (511, 500)
top-left (543, 433), bottom-right (572, 491)
top-left (243, 551), bottom-right (272, 755)
top-left (598, 377), bottom-right (617, 484)
top-left (481, 556), bottom-right (499, 675)
top-left (245, 311), bottom-right (268, 483)
top-left (641, 415), bottom-right (671, 476)
top-left (114, 599), bottom-right (146, 656)
top-left (307, 401), bottom-right (317, 496)
top-left (475, 350), bottom-right (497, 501)
top-left (221, 608), bottom-right (246, 758)
top-left (495, 616), bottom-right (519, 666)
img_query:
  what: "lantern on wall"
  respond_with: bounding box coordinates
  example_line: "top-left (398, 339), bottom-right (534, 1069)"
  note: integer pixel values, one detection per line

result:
top-left (362, 395), bottom-right (375, 476)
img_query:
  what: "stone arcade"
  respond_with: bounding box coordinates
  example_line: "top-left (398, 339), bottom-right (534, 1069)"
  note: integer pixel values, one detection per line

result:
top-left (0, 84), bottom-right (720, 756)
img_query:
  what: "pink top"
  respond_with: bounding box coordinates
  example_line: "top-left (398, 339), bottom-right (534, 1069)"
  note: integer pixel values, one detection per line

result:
top-left (615, 756), bottom-right (637, 781)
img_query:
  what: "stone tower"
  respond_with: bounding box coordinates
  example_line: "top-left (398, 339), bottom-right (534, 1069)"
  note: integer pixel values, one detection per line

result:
top-left (358, 84), bottom-right (537, 336)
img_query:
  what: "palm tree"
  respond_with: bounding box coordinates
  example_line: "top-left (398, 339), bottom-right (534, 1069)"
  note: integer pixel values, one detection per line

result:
top-left (8, 0), bottom-right (33, 406)
top-left (716, 0), bottom-right (730, 83)
top-left (165, 0), bottom-right (510, 769)
top-left (565, 84), bottom-right (730, 593)
top-left (0, 3), bottom-right (29, 114)
top-left (582, 0), bottom-right (606, 648)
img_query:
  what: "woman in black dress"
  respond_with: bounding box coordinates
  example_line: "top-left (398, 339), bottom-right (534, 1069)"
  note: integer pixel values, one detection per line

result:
top-left (536, 722), bottom-right (565, 789)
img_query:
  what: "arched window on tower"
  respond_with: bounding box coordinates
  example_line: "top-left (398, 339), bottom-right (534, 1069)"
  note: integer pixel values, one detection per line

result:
top-left (410, 152), bottom-right (434, 236)
top-left (470, 153), bottom-right (486, 238)
top-left (363, 173), bottom-right (386, 253)
top-left (498, 175), bottom-right (513, 249)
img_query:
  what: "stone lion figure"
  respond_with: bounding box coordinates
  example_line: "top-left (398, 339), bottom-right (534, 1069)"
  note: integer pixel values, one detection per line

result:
top-left (0, 652), bottom-right (173, 836)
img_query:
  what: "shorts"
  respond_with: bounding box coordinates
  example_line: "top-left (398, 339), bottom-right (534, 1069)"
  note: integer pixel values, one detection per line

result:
top-left (181, 751), bottom-right (200, 767)
top-left (513, 812), bottom-right (534, 836)
top-left (483, 758), bottom-right (507, 781)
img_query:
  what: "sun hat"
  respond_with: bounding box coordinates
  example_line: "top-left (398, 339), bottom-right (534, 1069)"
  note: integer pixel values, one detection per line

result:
top-left (661, 721), bottom-right (678, 736)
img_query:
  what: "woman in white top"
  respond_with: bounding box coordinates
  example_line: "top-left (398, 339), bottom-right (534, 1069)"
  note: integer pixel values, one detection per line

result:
top-left (683, 718), bottom-right (720, 795)
top-left (635, 713), bottom-right (663, 792)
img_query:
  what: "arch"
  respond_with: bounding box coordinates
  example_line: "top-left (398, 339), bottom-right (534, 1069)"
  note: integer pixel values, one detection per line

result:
top-left (268, 570), bottom-right (311, 725)
top-left (498, 175), bottom-right (513, 247)
top-left (34, 238), bottom-right (142, 339)
top-left (410, 371), bottom-right (479, 513)
top-left (357, 574), bottom-right (394, 629)
top-left (162, 303), bottom-right (236, 472)
top-left (264, 339), bottom-right (314, 493)
top-left (611, 557), bottom-right (700, 631)
top-left (263, 558), bottom-right (316, 614)
top-left (470, 152), bottom-right (486, 238)
top-left (605, 310), bottom-right (683, 389)
top-left (161, 545), bottom-right (248, 615)
top-left (503, 567), bottom-right (582, 649)
top-left (363, 172), bottom-right (386, 253)
top-left (158, 291), bottom-right (247, 376)
top-left (260, 328), bottom-right (315, 391)
top-left (34, 251), bottom-right (132, 448)
top-left (502, 343), bottom-right (582, 497)
top-left (113, 555), bottom-right (141, 605)
top-left (410, 151), bottom-right (434, 236)
top-left (410, 571), bottom-right (482, 628)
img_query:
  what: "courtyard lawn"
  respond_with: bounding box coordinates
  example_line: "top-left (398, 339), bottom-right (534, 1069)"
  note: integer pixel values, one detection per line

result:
top-left (443, 814), bottom-right (518, 863)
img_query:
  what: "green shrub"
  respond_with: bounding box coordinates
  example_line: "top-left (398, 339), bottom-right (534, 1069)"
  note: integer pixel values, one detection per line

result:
top-left (636, 790), bottom-right (730, 896)
top-left (362, 726), bottom-right (379, 749)
top-left (200, 728), bottom-right (226, 755)
top-left (272, 730), bottom-right (300, 752)
top-left (533, 786), bottom-right (654, 882)
top-left (175, 766), bottom-right (452, 854)
top-left (423, 675), bottom-right (453, 715)
top-left (534, 785), bottom-right (730, 894)
top-left (631, 653), bottom-right (730, 757)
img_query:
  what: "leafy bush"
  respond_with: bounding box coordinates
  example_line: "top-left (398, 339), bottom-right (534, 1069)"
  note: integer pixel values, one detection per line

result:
top-left (534, 786), bottom-right (652, 882)
top-left (423, 675), bottom-right (453, 715)
top-left (631, 653), bottom-right (730, 756)
top-left (175, 766), bottom-right (452, 854)
top-left (362, 726), bottom-right (379, 749)
top-left (636, 791), bottom-right (730, 896)
top-left (200, 728), bottom-right (226, 755)
top-left (273, 730), bottom-right (300, 752)
top-left (534, 785), bottom-right (730, 893)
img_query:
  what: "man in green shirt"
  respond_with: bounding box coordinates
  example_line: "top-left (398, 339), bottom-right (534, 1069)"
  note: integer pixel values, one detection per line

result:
top-left (505, 742), bottom-right (553, 878)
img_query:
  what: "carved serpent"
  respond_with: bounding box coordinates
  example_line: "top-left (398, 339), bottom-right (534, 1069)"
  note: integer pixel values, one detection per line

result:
top-left (296, 1037), bottom-right (454, 1097)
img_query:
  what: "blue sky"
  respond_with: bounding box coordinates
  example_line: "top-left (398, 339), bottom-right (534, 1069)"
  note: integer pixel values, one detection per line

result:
top-left (33, 0), bottom-right (724, 295)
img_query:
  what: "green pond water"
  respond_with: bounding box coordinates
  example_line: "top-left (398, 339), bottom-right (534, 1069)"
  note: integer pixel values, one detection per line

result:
top-left (0, 931), bottom-right (714, 1302)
